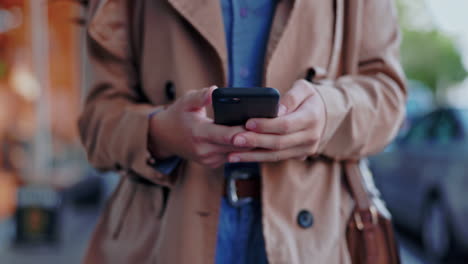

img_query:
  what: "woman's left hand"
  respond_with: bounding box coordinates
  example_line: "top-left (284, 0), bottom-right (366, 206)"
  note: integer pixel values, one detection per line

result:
top-left (228, 80), bottom-right (327, 163)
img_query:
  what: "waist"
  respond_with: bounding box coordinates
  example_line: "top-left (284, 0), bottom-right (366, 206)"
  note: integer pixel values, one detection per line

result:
top-left (223, 162), bottom-right (261, 207)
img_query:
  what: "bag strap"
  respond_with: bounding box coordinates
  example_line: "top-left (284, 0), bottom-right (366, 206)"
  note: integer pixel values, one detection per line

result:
top-left (344, 161), bottom-right (372, 210)
top-left (343, 160), bottom-right (379, 264)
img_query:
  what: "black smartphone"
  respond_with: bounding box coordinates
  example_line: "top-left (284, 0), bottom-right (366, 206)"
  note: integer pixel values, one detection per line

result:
top-left (212, 87), bottom-right (280, 126)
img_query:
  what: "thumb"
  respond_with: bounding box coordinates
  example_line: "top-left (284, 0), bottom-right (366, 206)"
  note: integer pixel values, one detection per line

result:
top-left (278, 80), bottom-right (314, 116)
top-left (184, 86), bottom-right (217, 112)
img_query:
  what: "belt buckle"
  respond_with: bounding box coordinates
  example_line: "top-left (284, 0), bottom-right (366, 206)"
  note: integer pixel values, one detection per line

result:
top-left (226, 170), bottom-right (253, 207)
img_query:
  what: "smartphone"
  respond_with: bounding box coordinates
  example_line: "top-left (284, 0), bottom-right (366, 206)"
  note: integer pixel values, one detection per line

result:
top-left (212, 87), bottom-right (280, 126)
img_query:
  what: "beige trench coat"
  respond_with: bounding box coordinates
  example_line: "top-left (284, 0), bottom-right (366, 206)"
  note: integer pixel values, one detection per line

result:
top-left (78, 0), bottom-right (407, 263)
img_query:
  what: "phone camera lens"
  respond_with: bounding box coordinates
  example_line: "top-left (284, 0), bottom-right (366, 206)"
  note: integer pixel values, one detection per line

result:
top-left (219, 98), bottom-right (240, 103)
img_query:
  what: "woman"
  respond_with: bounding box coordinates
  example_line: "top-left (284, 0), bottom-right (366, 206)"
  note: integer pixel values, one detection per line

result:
top-left (78, 0), bottom-right (406, 263)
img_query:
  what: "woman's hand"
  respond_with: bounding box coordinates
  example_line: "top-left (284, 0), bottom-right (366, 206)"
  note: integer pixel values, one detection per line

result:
top-left (228, 80), bottom-right (326, 163)
top-left (148, 86), bottom-right (252, 168)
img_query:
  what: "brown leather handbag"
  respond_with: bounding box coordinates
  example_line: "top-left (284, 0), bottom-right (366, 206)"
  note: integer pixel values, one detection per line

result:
top-left (344, 161), bottom-right (401, 264)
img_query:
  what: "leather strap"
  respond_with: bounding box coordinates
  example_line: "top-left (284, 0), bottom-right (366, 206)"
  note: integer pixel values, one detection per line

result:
top-left (344, 161), bottom-right (378, 264)
top-left (223, 177), bottom-right (261, 199)
top-left (344, 161), bottom-right (371, 210)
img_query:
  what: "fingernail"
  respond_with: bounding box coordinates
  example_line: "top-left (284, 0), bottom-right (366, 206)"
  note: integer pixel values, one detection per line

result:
top-left (278, 104), bottom-right (287, 116)
top-left (246, 121), bottom-right (256, 130)
top-left (234, 136), bottom-right (246, 146)
top-left (229, 156), bottom-right (240, 163)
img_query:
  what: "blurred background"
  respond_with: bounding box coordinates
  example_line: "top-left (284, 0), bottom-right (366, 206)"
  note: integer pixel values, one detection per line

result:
top-left (0, 0), bottom-right (467, 263)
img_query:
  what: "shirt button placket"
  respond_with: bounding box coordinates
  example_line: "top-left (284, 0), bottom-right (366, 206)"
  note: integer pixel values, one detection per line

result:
top-left (240, 7), bottom-right (248, 18)
top-left (239, 67), bottom-right (249, 79)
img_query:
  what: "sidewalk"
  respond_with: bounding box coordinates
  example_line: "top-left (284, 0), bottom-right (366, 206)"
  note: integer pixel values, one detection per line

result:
top-left (0, 203), bottom-right (100, 264)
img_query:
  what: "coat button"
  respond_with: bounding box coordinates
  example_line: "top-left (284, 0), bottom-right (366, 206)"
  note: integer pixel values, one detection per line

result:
top-left (297, 210), bottom-right (314, 229)
top-left (165, 81), bottom-right (175, 101)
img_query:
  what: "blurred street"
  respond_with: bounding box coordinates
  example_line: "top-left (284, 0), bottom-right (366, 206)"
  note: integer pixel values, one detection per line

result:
top-left (398, 232), bottom-right (468, 264)
top-left (0, 204), bottom-right (435, 264)
top-left (0, 173), bottom-right (118, 264)
top-left (1, 186), bottom-right (467, 264)
top-left (0, 201), bottom-right (100, 264)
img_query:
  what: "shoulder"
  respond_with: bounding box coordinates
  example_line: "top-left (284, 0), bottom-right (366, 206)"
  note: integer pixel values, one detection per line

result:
top-left (87, 0), bottom-right (143, 60)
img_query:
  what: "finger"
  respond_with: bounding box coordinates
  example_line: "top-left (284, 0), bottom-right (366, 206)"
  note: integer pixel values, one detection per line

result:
top-left (278, 80), bottom-right (315, 116)
top-left (201, 154), bottom-right (227, 168)
top-left (193, 122), bottom-right (247, 145)
top-left (201, 143), bottom-right (254, 154)
top-left (216, 144), bottom-right (255, 153)
top-left (232, 130), bottom-right (314, 150)
top-left (228, 146), bottom-right (311, 163)
top-left (296, 156), bottom-right (308, 161)
top-left (193, 142), bottom-right (252, 160)
top-left (206, 160), bottom-right (226, 169)
top-left (245, 98), bottom-right (315, 134)
top-left (183, 86), bottom-right (217, 111)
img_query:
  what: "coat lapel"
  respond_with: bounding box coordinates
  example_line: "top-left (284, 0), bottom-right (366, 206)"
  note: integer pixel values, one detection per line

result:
top-left (263, 0), bottom-right (296, 86)
top-left (167, 0), bottom-right (228, 84)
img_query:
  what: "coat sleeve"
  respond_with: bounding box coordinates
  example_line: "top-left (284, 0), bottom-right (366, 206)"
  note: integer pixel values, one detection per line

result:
top-left (314, 0), bottom-right (407, 160)
top-left (78, 0), bottom-right (175, 186)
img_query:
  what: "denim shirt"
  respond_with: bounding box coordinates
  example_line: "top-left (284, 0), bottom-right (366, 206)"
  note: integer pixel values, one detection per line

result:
top-left (221, 0), bottom-right (276, 87)
top-left (151, 0), bottom-right (277, 176)
top-left (217, 2), bottom-right (276, 263)
top-left (221, 0), bottom-right (277, 180)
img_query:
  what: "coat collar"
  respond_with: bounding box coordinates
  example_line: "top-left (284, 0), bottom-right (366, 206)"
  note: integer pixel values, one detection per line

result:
top-left (167, 0), bottom-right (297, 86)
top-left (167, 0), bottom-right (228, 84)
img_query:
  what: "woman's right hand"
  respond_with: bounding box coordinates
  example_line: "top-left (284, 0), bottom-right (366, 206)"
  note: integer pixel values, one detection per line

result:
top-left (148, 86), bottom-right (252, 168)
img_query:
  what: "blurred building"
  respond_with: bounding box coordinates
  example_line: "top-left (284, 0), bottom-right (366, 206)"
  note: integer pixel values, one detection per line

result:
top-left (0, 0), bottom-right (86, 219)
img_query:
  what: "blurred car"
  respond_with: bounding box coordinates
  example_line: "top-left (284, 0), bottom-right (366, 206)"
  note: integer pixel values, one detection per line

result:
top-left (406, 80), bottom-right (434, 119)
top-left (399, 80), bottom-right (434, 136)
top-left (370, 107), bottom-right (468, 259)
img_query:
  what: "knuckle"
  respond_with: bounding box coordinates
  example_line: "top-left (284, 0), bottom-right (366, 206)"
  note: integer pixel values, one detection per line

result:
top-left (190, 126), bottom-right (202, 143)
top-left (280, 120), bottom-right (291, 133)
top-left (223, 134), bottom-right (233, 144)
top-left (224, 128), bottom-right (242, 144)
top-left (191, 134), bottom-right (202, 144)
top-left (311, 128), bottom-right (322, 140)
top-left (208, 163), bottom-right (219, 169)
top-left (194, 146), bottom-right (210, 158)
top-left (200, 152), bottom-right (212, 159)
top-left (193, 145), bottom-right (203, 156)
top-left (273, 139), bottom-right (284, 150)
top-left (294, 114), bottom-right (308, 127)
top-left (296, 79), bottom-right (313, 94)
top-left (246, 133), bottom-right (257, 147)
top-left (285, 94), bottom-right (298, 109)
top-left (184, 90), bottom-right (197, 101)
top-left (297, 79), bottom-right (311, 89)
top-left (199, 158), bottom-right (209, 166)
top-left (304, 135), bottom-right (316, 145)
top-left (308, 115), bottom-right (318, 126)
top-left (184, 91), bottom-right (195, 100)
top-left (271, 152), bottom-right (280, 162)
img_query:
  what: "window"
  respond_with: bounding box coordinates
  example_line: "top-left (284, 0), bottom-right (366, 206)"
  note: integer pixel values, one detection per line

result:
top-left (404, 113), bottom-right (437, 145)
top-left (432, 112), bottom-right (457, 144)
top-left (458, 110), bottom-right (468, 132)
